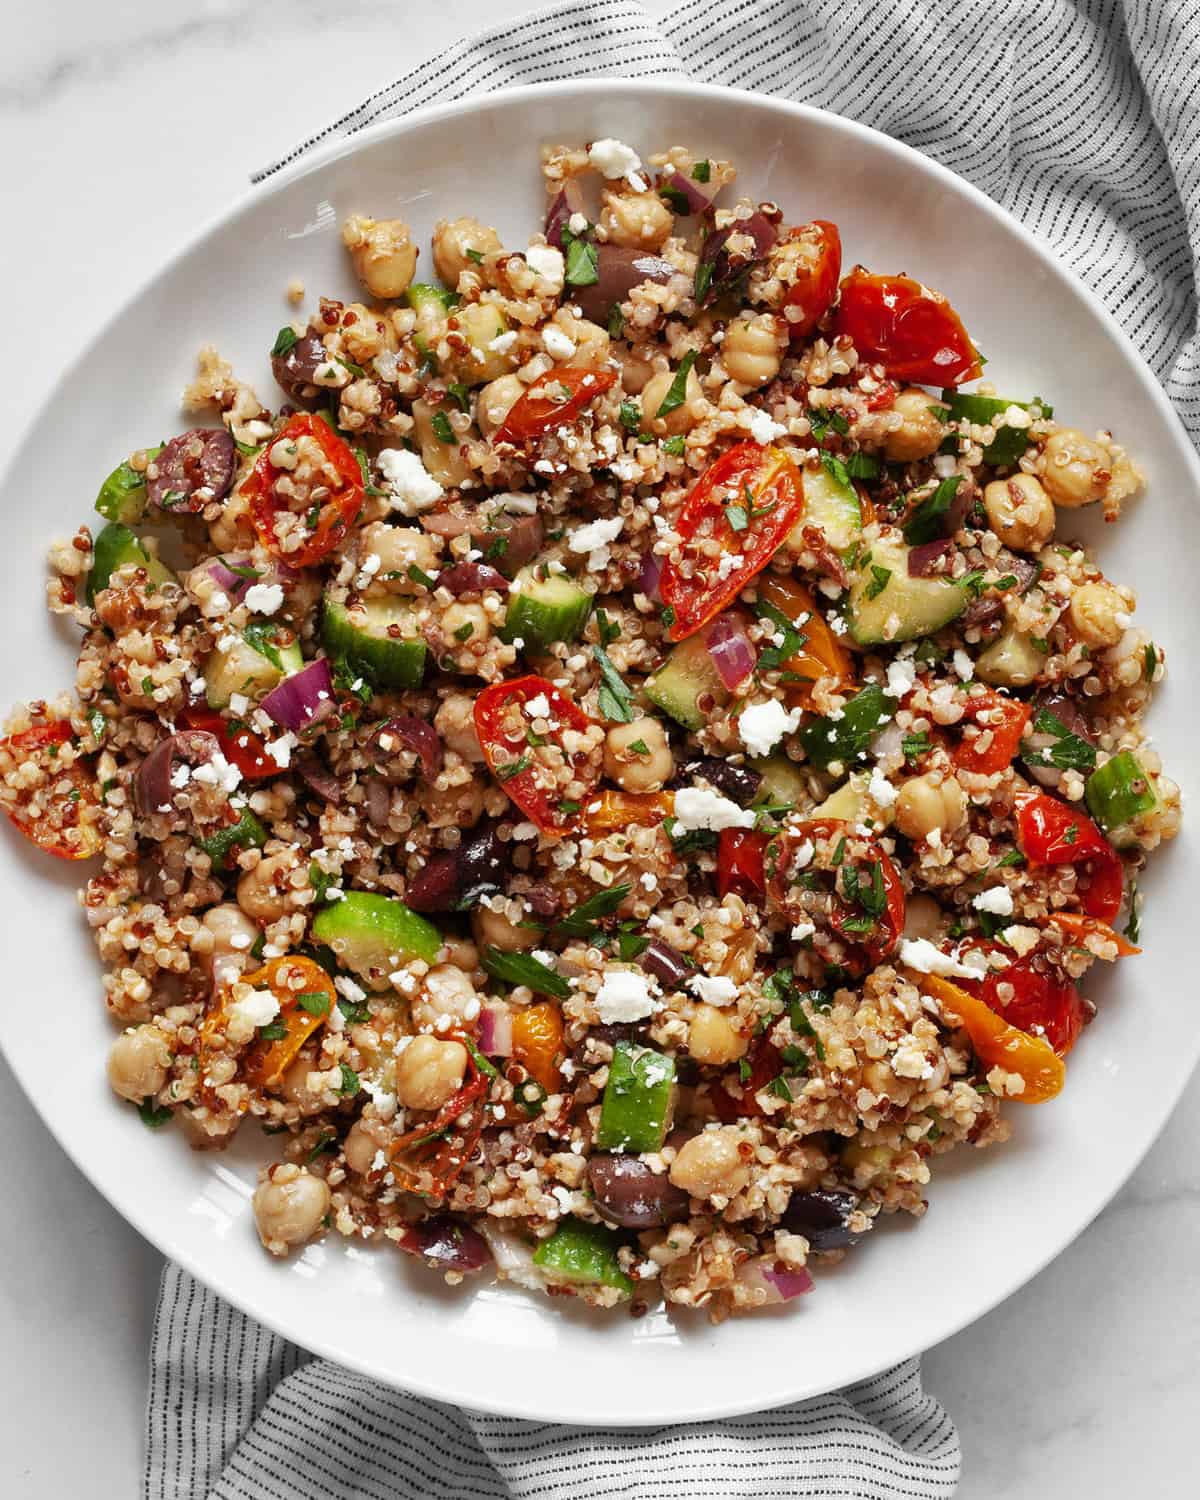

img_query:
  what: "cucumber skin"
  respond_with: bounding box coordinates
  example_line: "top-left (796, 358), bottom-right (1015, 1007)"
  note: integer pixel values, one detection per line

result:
top-left (847, 536), bottom-right (967, 645)
top-left (596, 1042), bottom-right (675, 1153)
top-left (788, 459), bottom-right (862, 552)
top-left (88, 522), bottom-right (174, 604)
top-left (95, 448), bottom-right (161, 525)
top-left (312, 891), bottom-right (442, 971)
top-left (531, 1218), bottom-right (634, 1296)
top-left (645, 634), bottom-right (728, 731)
top-left (320, 596), bottom-right (427, 690)
top-left (1085, 750), bottom-right (1161, 848)
top-left (499, 571), bottom-right (592, 651)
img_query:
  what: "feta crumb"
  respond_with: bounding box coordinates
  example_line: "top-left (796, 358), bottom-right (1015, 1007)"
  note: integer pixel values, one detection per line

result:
top-left (738, 698), bottom-right (802, 757)
top-left (690, 974), bottom-right (738, 1007)
top-left (672, 785), bottom-right (756, 832)
top-left (525, 693), bottom-right (551, 719)
top-left (587, 137), bottom-right (646, 191)
top-left (243, 582), bottom-right (284, 615)
top-left (230, 989), bottom-right (280, 1029)
top-left (543, 325), bottom-right (577, 360)
top-left (595, 969), bottom-right (657, 1023)
top-left (739, 407), bottom-right (788, 443)
top-left (790, 922), bottom-right (816, 942)
top-left (892, 1042), bottom-right (933, 1080)
top-left (898, 938), bottom-right (983, 979)
top-left (191, 752), bottom-right (241, 795)
top-left (377, 447), bottom-right (445, 516)
top-left (568, 514), bottom-right (623, 570)
top-left (790, 839), bottom-right (814, 869)
top-left (885, 657), bottom-right (917, 698)
top-left (525, 244), bottom-right (565, 290)
top-left (567, 211), bottom-right (588, 235)
top-left (334, 975), bottom-right (367, 1004)
top-left (265, 732), bottom-right (296, 769)
top-left (868, 767), bottom-right (897, 808)
top-left (228, 693), bottom-right (249, 716)
top-left (952, 648), bottom-right (975, 681)
top-left (973, 886), bottom-right (1014, 916)
top-left (488, 331), bottom-right (518, 354)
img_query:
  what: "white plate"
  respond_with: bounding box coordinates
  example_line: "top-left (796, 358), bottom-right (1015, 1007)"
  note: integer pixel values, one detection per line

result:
top-left (1, 80), bottom-right (1196, 1425)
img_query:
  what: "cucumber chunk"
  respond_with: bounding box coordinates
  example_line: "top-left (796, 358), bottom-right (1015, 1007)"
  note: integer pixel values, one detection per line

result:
top-left (532, 1218), bottom-right (634, 1297)
top-left (800, 683), bottom-right (893, 770)
top-left (95, 449), bottom-right (160, 525)
top-left (940, 391), bottom-right (1052, 467)
top-left (88, 522), bottom-right (175, 605)
top-left (596, 1042), bottom-right (676, 1153)
top-left (1085, 750), bottom-right (1163, 849)
top-left (812, 771), bottom-right (870, 822)
top-left (645, 632), bottom-right (728, 731)
top-left (847, 535), bottom-right (967, 645)
top-left (320, 595), bottom-right (427, 690)
top-left (205, 627), bottom-right (304, 709)
top-left (312, 891), bottom-right (442, 976)
top-left (787, 456), bottom-right (862, 553)
top-left (500, 568), bottom-right (592, 651)
top-left (750, 755), bottom-right (810, 810)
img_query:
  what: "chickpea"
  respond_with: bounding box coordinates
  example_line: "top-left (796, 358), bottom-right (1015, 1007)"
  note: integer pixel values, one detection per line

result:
top-left (983, 473), bottom-right (1055, 551)
top-left (599, 190), bottom-right (673, 250)
top-left (882, 389), bottom-right (945, 462)
top-left (669, 1127), bottom-right (751, 1200)
top-left (721, 314), bottom-right (783, 389)
top-left (561, 316), bottom-right (610, 371)
top-left (1040, 427), bottom-right (1110, 507)
top-left (358, 521), bottom-right (442, 598)
top-left (252, 1163), bottom-right (331, 1255)
top-left (395, 1034), bottom-right (469, 1112)
top-left (894, 772), bottom-right (967, 841)
top-left (476, 373), bottom-right (525, 437)
top-left (688, 1004), bottom-right (748, 1067)
top-left (417, 774), bottom-right (485, 829)
top-left (106, 1024), bottom-right (171, 1103)
top-left (208, 488), bottom-right (253, 553)
top-left (641, 364), bottom-right (706, 437)
top-left (1068, 581), bottom-right (1127, 647)
top-left (434, 692), bottom-right (486, 762)
top-left (277, 1054), bottom-right (320, 1108)
top-left (341, 214), bottom-right (418, 300)
top-left (236, 851), bottom-right (296, 923)
top-left (431, 216), bottom-right (502, 290)
top-left (603, 716), bottom-right (673, 793)
top-left (412, 398), bottom-right (472, 487)
top-left (411, 964), bottom-right (479, 1030)
top-left (903, 893), bottom-right (945, 942)
top-left (471, 904), bottom-right (529, 954)
top-left (442, 601), bottom-right (492, 648)
top-left (450, 303), bottom-right (518, 386)
top-left (200, 903), bottom-right (259, 985)
top-left (344, 1114), bottom-right (393, 1177)
top-left (614, 345), bottom-right (654, 395)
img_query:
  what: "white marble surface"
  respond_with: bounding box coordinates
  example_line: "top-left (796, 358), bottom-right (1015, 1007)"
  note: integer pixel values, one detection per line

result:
top-left (1, 2), bottom-right (1197, 1493)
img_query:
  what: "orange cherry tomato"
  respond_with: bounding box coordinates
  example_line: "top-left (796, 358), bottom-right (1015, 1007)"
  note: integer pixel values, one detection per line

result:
top-left (779, 220), bottom-right (842, 341)
top-left (242, 413), bottom-right (364, 568)
top-left (915, 972), bottom-right (1065, 1102)
top-left (1043, 911), bottom-right (1140, 958)
top-left (0, 721), bottom-right (101, 860)
top-left (756, 574), bottom-right (855, 708)
top-left (584, 788), bottom-right (674, 835)
top-left (512, 1001), bottom-right (565, 1093)
top-left (179, 707), bottom-right (278, 782)
top-left (201, 954), bottom-right (336, 1098)
top-left (954, 687), bottom-right (1031, 775)
top-left (1015, 790), bottom-right (1123, 923)
top-left (661, 443), bottom-right (807, 643)
top-left (717, 828), bottom-right (768, 900)
top-left (833, 268), bottom-right (983, 386)
top-left (388, 1047), bottom-right (491, 1200)
top-left (474, 675), bottom-right (597, 835)
top-left (496, 367), bottom-right (618, 444)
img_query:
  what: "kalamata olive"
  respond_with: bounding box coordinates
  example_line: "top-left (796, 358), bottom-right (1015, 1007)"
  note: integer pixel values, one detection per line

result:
top-left (294, 754), bottom-right (342, 805)
top-left (907, 538), bottom-right (955, 577)
top-left (397, 1214), bottom-right (492, 1273)
top-left (781, 1189), bottom-right (858, 1251)
top-left (572, 1022), bottom-right (648, 1069)
top-left (679, 755), bottom-right (762, 807)
top-left (572, 246), bottom-right (676, 324)
top-left (524, 883), bottom-right (560, 918)
top-left (588, 1154), bottom-right (690, 1230)
top-left (271, 332), bottom-right (330, 411)
top-left (470, 510), bottom-right (544, 580)
top-left (135, 731), bottom-right (220, 816)
top-left (406, 825), bottom-right (504, 912)
top-left (368, 715), bottom-right (443, 782)
top-left (994, 549), bottom-right (1040, 594)
top-left (146, 429), bottom-right (236, 513)
top-left (437, 562), bottom-right (510, 596)
top-left (638, 937), bottom-right (692, 990)
top-left (959, 593), bottom-right (1004, 630)
top-left (694, 211), bottom-right (779, 307)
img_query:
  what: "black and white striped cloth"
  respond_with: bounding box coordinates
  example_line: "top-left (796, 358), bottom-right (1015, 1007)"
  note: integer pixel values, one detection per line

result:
top-left (150, 3), bottom-right (1200, 1495)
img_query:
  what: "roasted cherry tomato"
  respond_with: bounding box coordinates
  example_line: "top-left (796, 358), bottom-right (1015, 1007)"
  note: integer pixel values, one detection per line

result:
top-left (1043, 911), bottom-right (1140, 958)
top-left (717, 828), bottom-right (768, 900)
top-left (959, 950), bottom-right (1088, 1057)
top-left (661, 443), bottom-right (807, 643)
top-left (474, 675), bottom-right (597, 835)
top-left (1015, 790), bottom-right (1123, 923)
top-left (0, 721), bottom-right (101, 860)
top-left (512, 1001), bottom-right (565, 1093)
top-left (584, 788), bottom-right (674, 835)
top-left (711, 1037), bottom-right (781, 1122)
top-left (765, 818), bottom-right (905, 972)
top-left (242, 412), bottom-right (364, 568)
top-left (180, 707), bottom-right (278, 782)
top-left (388, 1045), bottom-right (491, 1200)
top-left (779, 220), bottom-right (842, 341)
top-left (954, 687), bottom-right (1031, 775)
top-left (833, 268), bottom-right (982, 386)
top-left (496, 367), bottom-right (618, 444)
top-left (201, 954), bottom-right (335, 1099)
top-left (915, 972), bottom-right (1064, 1102)
top-left (756, 574), bottom-right (855, 708)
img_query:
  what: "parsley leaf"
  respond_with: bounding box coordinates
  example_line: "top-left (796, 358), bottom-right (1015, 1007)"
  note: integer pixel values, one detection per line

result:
top-left (655, 351), bottom-right (697, 418)
top-left (902, 730), bottom-right (931, 762)
top-left (138, 1097), bottom-right (172, 1128)
top-left (1125, 880), bottom-right (1141, 944)
top-left (481, 947), bottom-right (570, 1000)
top-left (1143, 643), bottom-right (1157, 682)
top-left (619, 399), bottom-right (642, 433)
top-left (296, 991), bottom-right (331, 1017)
top-left (662, 434), bottom-right (686, 456)
top-left (308, 862), bottom-right (335, 905)
top-left (754, 598), bottom-right (807, 673)
top-left (337, 1064), bottom-right (360, 1096)
top-left (271, 326), bottom-right (299, 358)
top-left (564, 235), bottom-right (599, 287)
top-left (446, 382), bottom-right (471, 412)
top-left (845, 450), bottom-right (880, 480)
top-left (497, 753), bottom-right (532, 781)
top-left (593, 645), bottom-right (636, 723)
top-left (692, 159), bottom-right (711, 182)
top-left (431, 410), bottom-right (455, 444)
top-left (595, 608), bottom-right (621, 646)
top-left (1025, 708), bottom-right (1097, 772)
top-left (864, 564), bottom-right (892, 600)
top-left (554, 883), bottom-right (632, 940)
top-left (903, 475), bottom-right (962, 545)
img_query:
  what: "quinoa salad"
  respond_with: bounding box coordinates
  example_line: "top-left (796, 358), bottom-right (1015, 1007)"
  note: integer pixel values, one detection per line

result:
top-left (0, 137), bottom-right (1181, 1322)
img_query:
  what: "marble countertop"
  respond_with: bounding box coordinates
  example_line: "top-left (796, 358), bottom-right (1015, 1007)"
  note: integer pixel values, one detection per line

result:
top-left (2, 2), bottom-right (1196, 1493)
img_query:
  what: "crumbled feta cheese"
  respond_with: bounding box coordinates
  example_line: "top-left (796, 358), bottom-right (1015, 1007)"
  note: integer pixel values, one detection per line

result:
top-left (567, 211), bottom-right (588, 235)
top-left (932, 454), bottom-right (958, 478)
top-left (690, 974), bottom-right (738, 1007)
top-left (568, 514), bottom-right (623, 570)
top-left (191, 752), bottom-right (241, 795)
top-left (243, 582), bottom-right (284, 615)
top-left (673, 785), bottom-right (757, 832)
top-left (230, 989), bottom-right (280, 1028)
top-left (738, 698), bottom-right (802, 756)
top-left (525, 244), bottom-right (565, 289)
top-left (892, 1042), bottom-right (933, 1080)
top-left (952, 648), bottom-right (975, 681)
top-left (587, 137), bottom-right (646, 190)
top-left (265, 732), bottom-right (296, 769)
top-left (973, 886), bottom-right (1014, 916)
top-left (595, 969), bottom-right (657, 1023)
top-left (543, 325), bottom-right (577, 360)
top-left (885, 657), bottom-right (917, 698)
top-left (334, 976), bottom-right (367, 1004)
top-left (868, 767), bottom-right (897, 808)
top-left (377, 447), bottom-right (445, 516)
top-left (488, 330), bottom-right (518, 354)
top-left (228, 693), bottom-right (249, 717)
top-left (525, 693), bottom-right (551, 719)
top-left (739, 407), bottom-right (788, 443)
top-left (1002, 404), bottom-right (1031, 429)
top-left (790, 839), bottom-right (814, 869)
top-left (169, 764), bottom-right (191, 790)
top-left (898, 938), bottom-right (985, 979)
top-left (791, 922), bottom-right (816, 942)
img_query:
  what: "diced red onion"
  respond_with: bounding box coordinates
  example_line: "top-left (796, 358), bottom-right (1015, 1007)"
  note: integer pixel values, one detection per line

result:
top-left (397, 1215), bottom-right (492, 1274)
top-left (477, 1001), bottom-right (514, 1057)
top-left (207, 558), bottom-right (253, 601)
top-left (477, 1224), bottom-right (542, 1292)
top-left (420, 502), bottom-right (475, 538)
top-left (705, 614), bottom-right (757, 690)
top-left (544, 181), bottom-right (585, 250)
top-left (295, 753), bottom-right (342, 804)
top-left (260, 657), bottom-right (334, 732)
top-left (907, 539), bottom-right (954, 577)
top-left (660, 169), bottom-right (715, 216)
top-left (762, 1263), bottom-right (815, 1301)
top-left (136, 731), bottom-right (220, 816)
top-left (637, 552), bottom-right (662, 603)
top-left (696, 210), bottom-right (779, 307)
top-left (639, 937), bottom-right (692, 990)
top-left (736, 1255), bottom-right (814, 1305)
top-left (572, 246), bottom-right (675, 324)
top-left (369, 715), bottom-right (443, 781)
top-left (437, 562), bottom-right (510, 596)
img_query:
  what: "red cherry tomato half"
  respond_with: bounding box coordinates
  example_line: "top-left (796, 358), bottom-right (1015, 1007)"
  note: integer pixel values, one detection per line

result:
top-left (660, 442), bottom-right (807, 643)
top-left (474, 675), bottom-right (596, 835)
top-left (778, 220), bottom-right (842, 342)
top-left (833, 268), bottom-right (983, 386)
top-left (711, 1037), bottom-right (782, 1122)
top-left (179, 707), bottom-right (278, 782)
top-left (954, 687), bottom-right (1031, 775)
top-left (243, 412), bottom-right (364, 568)
top-left (717, 828), bottom-right (768, 900)
top-left (961, 951), bottom-right (1088, 1057)
top-left (496, 367), bottom-right (618, 444)
top-left (1015, 791), bottom-right (1123, 923)
top-left (0, 721), bottom-right (101, 860)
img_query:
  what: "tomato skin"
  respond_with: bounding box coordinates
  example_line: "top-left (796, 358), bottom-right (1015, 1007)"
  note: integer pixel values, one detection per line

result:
top-left (496, 367), bottom-right (617, 444)
top-left (717, 829), bottom-right (768, 900)
top-left (180, 707), bottom-right (277, 782)
top-left (711, 1038), bottom-right (781, 1122)
top-left (954, 688), bottom-right (1031, 775)
top-left (833, 268), bottom-right (982, 385)
top-left (979, 958), bottom-right (1087, 1056)
top-left (584, 789), bottom-right (673, 835)
top-left (243, 413), bottom-right (364, 568)
top-left (474, 675), bottom-right (596, 835)
top-left (0, 721), bottom-right (101, 860)
top-left (511, 1001), bottom-right (565, 1092)
top-left (1044, 911), bottom-right (1139, 957)
top-left (916, 972), bottom-right (1065, 1103)
top-left (660, 443), bottom-right (807, 643)
top-left (1015, 791), bottom-right (1123, 922)
top-left (779, 220), bottom-right (842, 341)
top-left (756, 574), bottom-right (855, 708)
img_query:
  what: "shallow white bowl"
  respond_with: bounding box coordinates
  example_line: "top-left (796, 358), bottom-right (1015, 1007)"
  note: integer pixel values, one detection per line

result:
top-left (1, 79), bottom-right (1195, 1425)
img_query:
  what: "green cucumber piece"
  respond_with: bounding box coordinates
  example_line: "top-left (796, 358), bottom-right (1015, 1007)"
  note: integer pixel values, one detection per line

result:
top-left (531, 1218), bottom-right (634, 1297)
top-left (812, 771), bottom-right (870, 822)
top-left (406, 283), bottom-right (459, 312)
top-left (940, 391), bottom-right (1052, 467)
top-left (800, 683), bottom-right (893, 770)
top-left (750, 755), bottom-right (810, 810)
top-left (847, 535), bottom-right (968, 645)
top-left (645, 633), bottom-right (729, 731)
top-left (88, 522), bottom-right (175, 605)
top-left (242, 622), bottom-right (305, 677)
top-left (788, 456), bottom-right (862, 552)
top-left (596, 1041), bottom-right (676, 1153)
top-left (312, 891), bottom-right (442, 976)
top-left (500, 568), bottom-right (592, 651)
top-left (196, 807), bottom-right (268, 868)
top-left (205, 627), bottom-right (303, 709)
top-left (95, 448), bottom-right (161, 524)
top-left (320, 595), bottom-right (427, 690)
top-left (453, 303), bottom-right (513, 386)
top-left (1085, 750), bottom-right (1162, 849)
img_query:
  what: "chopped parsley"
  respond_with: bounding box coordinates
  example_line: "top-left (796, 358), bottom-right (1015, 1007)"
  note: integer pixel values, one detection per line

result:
top-left (655, 351), bottom-right (697, 418)
top-left (497, 753), bottom-right (532, 781)
top-left (1025, 708), bottom-right (1097, 772)
top-left (754, 598), bottom-right (807, 673)
top-left (595, 608), bottom-right (621, 646)
top-left (593, 645), bottom-right (636, 723)
top-left (661, 605), bottom-right (676, 629)
top-left (270, 326), bottom-right (299, 358)
top-left (554, 883), bottom-right (632, 941)
top-left (137, 1097), bottom-right (172, 1128)
top-left (1143, 643), bottom-right (1157, 682)
top-left (482, 947), bottom-right (570, 1000)
top-left (619, 399), bottom-right (642, 433)
top-left (431, 410), bottom-right (455, 444)
top-left (465, 246), bottom-right (484, 264)
top-left (767, 1076), bottom-right (794, 1101)
top-left (864, 564), bottom-right (892, 600)
top-left (258, 1021), bottom-right (288, 1042)
top-left (563, 231), bottom-right (599, 288)
top-left (1125, 880), bottom-right (1141, 944)
top-left (616, 925), bottom-right (650, 962)
top-left (902, 731), bottom-right (932, 763)
top-left (662, 434), bottom-right (686, 456)
top-left (308, 862), bottom-right (335, 905)
top-left (692, 159), bottom-right (711, 182)
top-left (845, 451), bottom-right (880, 480)
top-left (305, 1132), bottom-right (338, 1164)
top-left (446, 382), bottom-right (472, 412)
top-left (296, 991), bottom-right (331, 1017)
top-left (337, 1065), bottom-right (360, 1096)
top-left (608, 303), bottom-right (625, 338)
top-left (902, 475), bottom-right (961, 546)
top-left (808, 406), bottom-right (849, 441)
top-left (407, 562), bottom-right (436, 589)
top-left (994, 848), bottom-right (1025, 869)
top-left (659, 184), bottom-right (691, 214)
